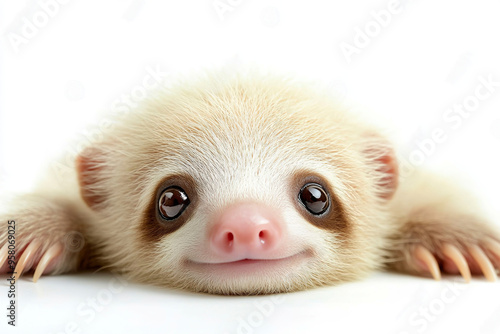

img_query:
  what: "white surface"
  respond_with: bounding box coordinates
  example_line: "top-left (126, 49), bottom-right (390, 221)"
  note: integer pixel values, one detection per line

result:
top-left (1, 271), bottom-right (500, 334)
top-left (1, 0), bottom-right (500, 333)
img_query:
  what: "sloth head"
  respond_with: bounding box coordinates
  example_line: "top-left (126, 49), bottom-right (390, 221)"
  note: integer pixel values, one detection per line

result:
top-left (76, 73), bottom-right (398, 294)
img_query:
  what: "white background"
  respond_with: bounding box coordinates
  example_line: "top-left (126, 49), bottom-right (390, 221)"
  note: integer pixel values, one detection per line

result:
top-left (1, 0), bottom-right (500, 333)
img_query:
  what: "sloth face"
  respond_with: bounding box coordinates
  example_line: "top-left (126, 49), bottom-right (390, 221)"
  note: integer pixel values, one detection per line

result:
top-left (78, 76), bottom-right (396, 294)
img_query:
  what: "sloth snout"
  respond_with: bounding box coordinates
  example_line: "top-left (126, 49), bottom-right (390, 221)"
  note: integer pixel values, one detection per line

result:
top-left (209, 202), bottom-right (283, 259)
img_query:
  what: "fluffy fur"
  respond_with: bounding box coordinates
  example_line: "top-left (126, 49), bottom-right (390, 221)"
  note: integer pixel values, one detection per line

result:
top-left (1, 71), bottom-right (499, 295)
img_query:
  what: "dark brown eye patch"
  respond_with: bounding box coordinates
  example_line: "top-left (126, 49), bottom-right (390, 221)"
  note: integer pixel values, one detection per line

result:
top-left (140, 174), bottom-right (197, 243)
top-left (291, 171), bottom-right (349, 233)
top-left (158, 187), bottom-right (190, 220)
top-left (299, 183), bottom-right (330, 215)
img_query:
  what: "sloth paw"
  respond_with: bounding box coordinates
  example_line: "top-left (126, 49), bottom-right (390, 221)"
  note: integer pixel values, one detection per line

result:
top-left (413, 239), bottom-right (500, 282)
top-left (387, 211), bottom-right (500, 282)
top-left (0, 239), bottom-right (68, 282)
top-left (0, 195), bottom-right (89, 282)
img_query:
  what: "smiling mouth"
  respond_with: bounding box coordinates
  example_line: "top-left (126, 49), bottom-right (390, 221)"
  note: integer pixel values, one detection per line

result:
top-left (185, 250), bottom-right (312, 275)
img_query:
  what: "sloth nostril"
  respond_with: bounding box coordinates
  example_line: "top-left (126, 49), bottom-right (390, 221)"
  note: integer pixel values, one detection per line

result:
top-left (259, 230), bottom-right (266, 244)
top-left (226, 232), bottom-right (234, 246)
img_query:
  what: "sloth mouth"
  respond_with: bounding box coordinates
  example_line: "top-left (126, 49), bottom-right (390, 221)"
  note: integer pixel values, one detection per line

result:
top-left (185, 250), bottom-right (311, 275)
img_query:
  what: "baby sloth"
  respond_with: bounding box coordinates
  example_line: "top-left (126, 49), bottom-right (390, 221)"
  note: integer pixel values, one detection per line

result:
top-left (1, 72), bottom-right (499, 295)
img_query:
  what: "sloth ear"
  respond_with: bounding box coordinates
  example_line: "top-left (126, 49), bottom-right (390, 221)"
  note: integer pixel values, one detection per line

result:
top-left (76, 147), bottom-right (109, 209)
top-left (362, 137), bottom-right (399, 200)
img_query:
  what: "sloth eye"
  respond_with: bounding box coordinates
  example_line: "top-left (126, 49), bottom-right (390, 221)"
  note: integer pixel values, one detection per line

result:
top-left (158, 187), bottom-right (190, 220)
top-left (299, 183), bottom-right (330, 215)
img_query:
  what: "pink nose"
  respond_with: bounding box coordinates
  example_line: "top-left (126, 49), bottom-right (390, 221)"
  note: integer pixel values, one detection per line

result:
top-left (209, 202), bottom-right (283, 259)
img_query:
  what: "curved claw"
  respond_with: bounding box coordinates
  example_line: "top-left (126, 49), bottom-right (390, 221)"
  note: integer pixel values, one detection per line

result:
top-left (33, 243), bottom-right (63, 283)
top-left (468, 245), bottom-right (497, 282)
top-left (414, 245), bottom-right (441, 280)
top-left (14, 240), bottom-right (42, 281)
top-left (0, 244), bottom-right (8, 269)
top-left (442, 243), bottom-right (471, 283)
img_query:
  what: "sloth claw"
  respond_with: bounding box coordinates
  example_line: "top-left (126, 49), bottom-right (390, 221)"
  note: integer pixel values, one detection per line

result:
top-left (442, 243), bottom-right (471, 283)
top-left (33, 243), bottom-right (64, 283)
top-left (468, 244), bottom-right (497, 282)
top-left (0, 244), bottom-right (8, 270)
top-left (414, 241), bottom-right (500, 282)
top-left (0, 239), bottom-right (66, 282)
top-left (14, 240), bottom-right (42, 281)
top-left (414, 245), bottom-right (441, 281)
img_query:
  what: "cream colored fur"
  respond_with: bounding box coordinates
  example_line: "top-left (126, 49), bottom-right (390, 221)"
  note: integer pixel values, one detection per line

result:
top-left (1, 70), bottom-right (497, 294)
